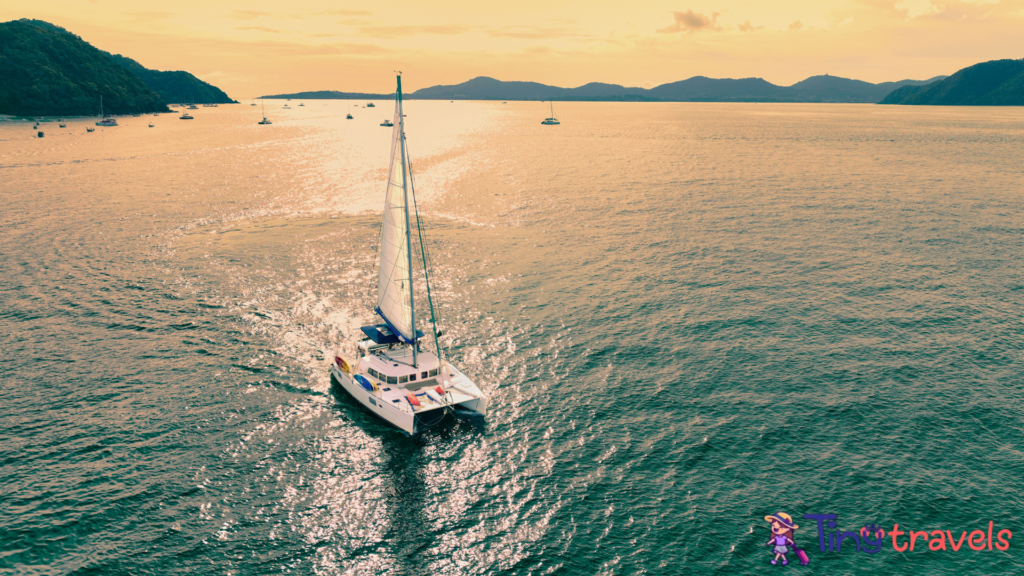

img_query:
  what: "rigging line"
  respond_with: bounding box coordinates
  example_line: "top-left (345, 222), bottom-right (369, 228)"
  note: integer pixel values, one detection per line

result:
top-left (406, 145), bottom-right (455, 412)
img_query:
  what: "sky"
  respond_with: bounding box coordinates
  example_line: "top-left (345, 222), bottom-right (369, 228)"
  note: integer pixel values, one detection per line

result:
top-left (4, 0), bottom-right (1024, 98)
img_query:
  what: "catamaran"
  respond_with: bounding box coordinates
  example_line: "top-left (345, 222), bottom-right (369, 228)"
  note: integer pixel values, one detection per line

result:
top-left (541, 101), bottom-right (560, 125)
top-left (330, 75), bottom-right (487, 435)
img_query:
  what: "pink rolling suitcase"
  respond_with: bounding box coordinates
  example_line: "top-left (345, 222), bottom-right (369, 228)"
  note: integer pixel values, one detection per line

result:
top-left (794, 547), bottom-right (809, 566)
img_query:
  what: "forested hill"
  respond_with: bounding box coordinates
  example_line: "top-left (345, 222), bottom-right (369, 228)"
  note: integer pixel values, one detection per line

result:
top-left (879, 59), bottom-right (1024, 105)
top-left (0, 19), bottom-right (169, 116)
top-left (106, 53), bottom-right (236, 104)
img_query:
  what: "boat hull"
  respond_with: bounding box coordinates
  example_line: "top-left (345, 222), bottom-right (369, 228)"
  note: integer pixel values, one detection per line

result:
top-left (329, 358), bottom-right (486, 435)
top-left (330, 365), bottom-right (416, 434)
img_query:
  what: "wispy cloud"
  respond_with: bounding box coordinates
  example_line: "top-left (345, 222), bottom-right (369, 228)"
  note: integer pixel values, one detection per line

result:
top-left (788, 20), bottom-right (804, 30)
top-left (486, 26), bottom-right (593, 39)
top-left (317, 9), bottom-right (372, 16)
top-left (229, 10), bottom-right (271, 21)
top-left (738, 20), bottom-right (764, 32)
top-left (236, 26), bottom-right (284, 33)
top-left (657, 10), bottom-right (723, 33)
top-left (895, 0), bottom-right (942, 18)
top-left (356, 24), bottom-right (470, 39)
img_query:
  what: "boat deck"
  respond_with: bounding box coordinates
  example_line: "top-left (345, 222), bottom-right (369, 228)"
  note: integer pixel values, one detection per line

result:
top-left (355, 346), bottom-right (478, 414)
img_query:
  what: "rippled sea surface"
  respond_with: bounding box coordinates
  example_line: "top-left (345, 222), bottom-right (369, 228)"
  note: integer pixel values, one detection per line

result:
top-left (2, 102), bottom-right (1024, 575)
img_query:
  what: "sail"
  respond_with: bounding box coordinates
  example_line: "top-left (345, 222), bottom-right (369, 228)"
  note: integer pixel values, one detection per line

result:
top-left (375, 98), bottom-right (415, 342)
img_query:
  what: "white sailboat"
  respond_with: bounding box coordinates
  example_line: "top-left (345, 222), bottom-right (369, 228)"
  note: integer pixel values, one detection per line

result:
top-left (258, 100), bottom-right (272, 125)
top-left (330, 75), bottom-right (487, 435)
top-left (95, 95), bottom-right (118, 126)
top-left (541, 101), bottom-right (560, 125)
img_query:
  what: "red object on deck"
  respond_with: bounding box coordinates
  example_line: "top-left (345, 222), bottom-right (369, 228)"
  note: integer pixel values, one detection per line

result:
top-left (406, 394), bottom-right (421, 406)
top-left (435, 386), bottom-right (445, 396)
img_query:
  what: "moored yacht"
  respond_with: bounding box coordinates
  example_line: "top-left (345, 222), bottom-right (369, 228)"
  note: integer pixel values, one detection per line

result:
top-left (541, 101), bottom-right (560, 125)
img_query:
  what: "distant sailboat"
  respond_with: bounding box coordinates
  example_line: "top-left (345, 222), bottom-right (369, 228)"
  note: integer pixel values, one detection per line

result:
top-left (258, 100), bottom-right (272, 125)
top-left (95, 95), bottom-right (118, 126)
top-left (330, 75), bottom-right (487, 435)
top-left (541, 101), bottom-right (560, 125)
top-left (380, 119), bottom-right (393, 127)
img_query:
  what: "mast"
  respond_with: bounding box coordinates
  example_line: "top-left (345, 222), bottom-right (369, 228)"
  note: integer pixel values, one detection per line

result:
top-left (397, 74), bottom-right (417, 368)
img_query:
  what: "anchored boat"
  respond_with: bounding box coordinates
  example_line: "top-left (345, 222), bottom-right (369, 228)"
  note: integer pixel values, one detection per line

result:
top-left (541, 100), bottom-right (560, 125)
top-left (330, 75), bottom-right (487, 435)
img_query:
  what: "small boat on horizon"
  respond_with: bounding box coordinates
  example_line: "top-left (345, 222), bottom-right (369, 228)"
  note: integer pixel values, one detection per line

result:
top-left (179, 113), bottom-right (194, 120)
top-left (149, 123), bottom-right (155, 127)
top-left (258, 100), bottom-right (271, 124)
top-left (541, 101), bottom-right (560, 125)
top-left (367, 102), bottom-right (375, 107)
top-left (380, 119), bottom-right (393, 127)
top-left (330, 75), bottom-right (487, 435)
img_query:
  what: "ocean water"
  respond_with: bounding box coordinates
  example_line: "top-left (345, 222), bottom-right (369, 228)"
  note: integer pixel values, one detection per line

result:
top-left (2, 101), bottom-right (1023, 575)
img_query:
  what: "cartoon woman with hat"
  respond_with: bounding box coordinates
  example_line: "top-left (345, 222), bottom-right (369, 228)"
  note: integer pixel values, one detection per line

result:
top-left (765, 512), bottom-right (799, 565)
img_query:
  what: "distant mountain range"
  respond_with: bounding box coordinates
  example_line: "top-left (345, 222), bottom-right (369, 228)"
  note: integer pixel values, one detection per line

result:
top-left (879, 59), bottom-right (1024, 105)
top-left (263, 74), bottom-right (947, 104)
top-left (0, 19), bottom-right (234, 116)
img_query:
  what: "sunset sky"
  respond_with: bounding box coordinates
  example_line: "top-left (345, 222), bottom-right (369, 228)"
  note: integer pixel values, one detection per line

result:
top-left (5, 0), bottom-right (1023, 98)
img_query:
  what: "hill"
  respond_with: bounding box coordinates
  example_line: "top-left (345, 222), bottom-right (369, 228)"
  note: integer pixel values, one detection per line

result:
top-left (262, 75), bottom-right (943, 103)
top-left (0, 19), bottom-right (169, 116)
top-left (257, 90), bottom-right (393, 100)
top-left (880, 59), bottom-right (1024, 105)
top-left (106, 53), bottom-right (236, 104)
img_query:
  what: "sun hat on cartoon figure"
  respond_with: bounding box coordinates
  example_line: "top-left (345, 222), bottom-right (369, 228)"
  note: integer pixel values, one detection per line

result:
top-left (765, 513), bottom-right (799, 565)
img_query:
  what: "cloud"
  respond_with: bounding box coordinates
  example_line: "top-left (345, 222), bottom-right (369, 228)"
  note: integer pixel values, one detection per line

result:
top-left (788, 20), bottom-right (804, 30)
top-left (657, 10), bottom-right (723, 33)
top-left (236, 26), bottom-right (284, 33)
top-left (486, 26), bottom-right (593, 39)
top-left (738, 20), bottom-right (764, 32)
top-left (486, 26), bottom-right (592, 39)
top-left (229, 10), bottom-right (271, 21)
top-left (895, 0), bottom-right (942, 18)
top-left (357, 25), bottom-right (470, 39)
top-left (317, 9), bottom-right (372, 16)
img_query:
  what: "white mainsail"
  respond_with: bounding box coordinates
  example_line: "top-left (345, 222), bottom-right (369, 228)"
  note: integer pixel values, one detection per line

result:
top-left (375, 92), bottom-right (415, 342)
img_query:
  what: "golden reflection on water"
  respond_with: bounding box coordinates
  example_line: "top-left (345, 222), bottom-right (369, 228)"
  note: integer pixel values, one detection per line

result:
top-left (5, 101), bottom-right (1024, 574)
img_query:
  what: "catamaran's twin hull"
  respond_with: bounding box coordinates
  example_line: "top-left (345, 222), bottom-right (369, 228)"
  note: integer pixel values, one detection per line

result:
top-left (330, 364), bottom-right (485, 435)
